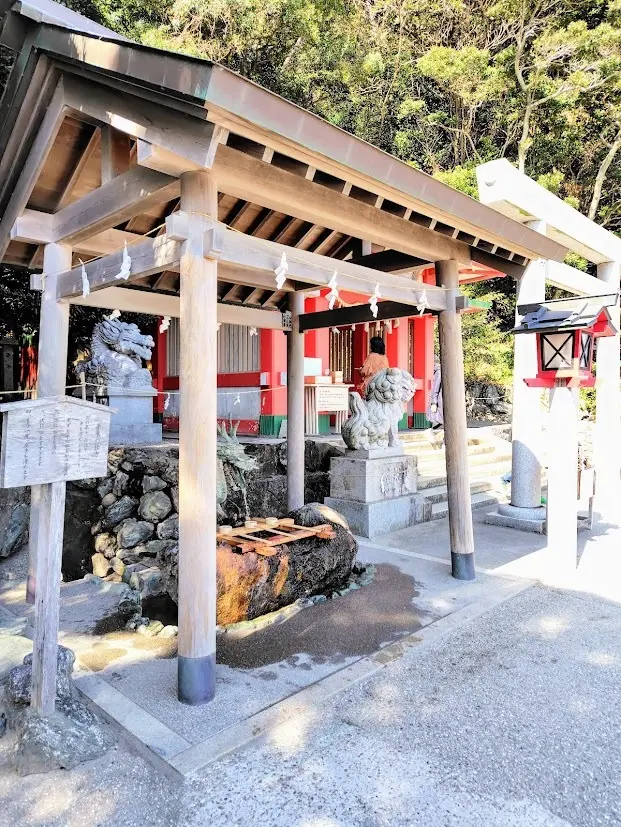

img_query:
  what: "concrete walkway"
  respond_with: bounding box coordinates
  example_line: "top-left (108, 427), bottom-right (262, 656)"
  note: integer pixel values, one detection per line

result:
top-left (2, 511), bottom-right (621, 826)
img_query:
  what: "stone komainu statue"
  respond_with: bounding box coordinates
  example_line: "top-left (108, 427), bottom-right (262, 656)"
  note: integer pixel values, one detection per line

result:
top-left (341, 368), bottom-right (417, 451)
top-left (76, 319), bottom-right (155, 390)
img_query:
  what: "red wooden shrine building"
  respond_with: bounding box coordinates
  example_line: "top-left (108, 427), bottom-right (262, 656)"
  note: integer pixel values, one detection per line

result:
top-left (153, 262), bottom-right (500, 436)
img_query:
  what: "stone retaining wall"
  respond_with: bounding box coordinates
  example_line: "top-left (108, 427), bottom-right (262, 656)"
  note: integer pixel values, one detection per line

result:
top-left (0, 440), bottom-right (344, 582)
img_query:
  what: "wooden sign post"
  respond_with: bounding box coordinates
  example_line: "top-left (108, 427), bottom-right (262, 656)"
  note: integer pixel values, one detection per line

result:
top-left (0, 396), bottom-right (113, 714)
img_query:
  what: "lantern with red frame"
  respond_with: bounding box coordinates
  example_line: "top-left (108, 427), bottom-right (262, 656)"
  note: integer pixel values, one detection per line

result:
top-left (512, 294), bottom-right (619, 389)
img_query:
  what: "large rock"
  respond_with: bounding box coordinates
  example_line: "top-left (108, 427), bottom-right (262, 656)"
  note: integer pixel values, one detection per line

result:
top-left (0, 487), bottom-right (30, 558)
top-left (5, 646), bottom-right (113, 775)
top-left (138, 490), bottom-right (172, 523)
top-left (117, 518), bottom-right (154, 549)
top-left (158, 503), bottom-right (357, 625)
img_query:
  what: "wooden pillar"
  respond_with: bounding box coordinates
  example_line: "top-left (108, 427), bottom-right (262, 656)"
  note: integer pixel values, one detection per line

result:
top-left (412, 314), bottom-right (435, 426)
top-left (177, 170), bottom-right (218, 705)
top-left (594, 261), bottom-right (621, 524)
top-left (436, 259), bottom-right (475, 579)
top-left (287, 292), bottom-right (305, 510)
top-left (547, 381), bottom-right (579, 570)
top-left (29, 241), bottom-right (71, 712)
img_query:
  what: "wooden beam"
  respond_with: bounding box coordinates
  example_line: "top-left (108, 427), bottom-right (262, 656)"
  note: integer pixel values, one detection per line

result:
top-left (64, 77), bottom-right (219, 171)
top-left (57, 126), bottom-right (101, 211)
top-left (65, 285), bottom-right (289, 328)
top-left (101, 125), bottom-right (131, 184)
top-left (0, 78), bottom-right (66, 259)
top-left (299, 300), bottom-right (428, 332)
top-left (212, 145), bottom-right (470, 263)
top-left (53, 167), bottom-right (179, 245)
top-left (193, 217), bottom-right (448, 310)
top-left (12, 210), bottom-right (142, 258)
top-left (56, 234), bottom-right (181, 298)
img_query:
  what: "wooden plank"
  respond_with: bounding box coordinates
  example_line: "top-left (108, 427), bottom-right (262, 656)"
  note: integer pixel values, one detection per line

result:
top-left (56, 234), bottom-right (181, 298)
top-left (64, 77), bottom-right (219, 171)
top-left (0, 77), bottom-right (66, 259)
top-left (52, 167), bottom-right (179, 245)
top-left (212, 145), bottom-right (469, 264)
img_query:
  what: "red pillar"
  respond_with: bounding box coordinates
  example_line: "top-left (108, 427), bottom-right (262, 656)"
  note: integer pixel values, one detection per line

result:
top-left (259, 328), bottom-right (288, 434)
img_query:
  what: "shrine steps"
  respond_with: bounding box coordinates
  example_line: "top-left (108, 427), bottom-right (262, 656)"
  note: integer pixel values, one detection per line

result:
top-left (400, 428), bottom-right (513, 520)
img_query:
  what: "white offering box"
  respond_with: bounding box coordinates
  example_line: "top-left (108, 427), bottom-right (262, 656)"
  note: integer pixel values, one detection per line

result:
top-left (0, 396), bottom-right (114, 488)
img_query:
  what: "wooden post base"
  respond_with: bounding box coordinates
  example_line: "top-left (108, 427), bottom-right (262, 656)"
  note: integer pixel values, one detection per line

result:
top-left (178, 654), bottom-right (216, 706)
top-left (451, 551), bottom-right (476, 581)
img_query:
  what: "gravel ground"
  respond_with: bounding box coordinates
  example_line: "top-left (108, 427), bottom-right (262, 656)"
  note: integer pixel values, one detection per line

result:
top-left (180, 584), bottom-right (621, 827)
top-left (0, 732), bottom-right (182, 827)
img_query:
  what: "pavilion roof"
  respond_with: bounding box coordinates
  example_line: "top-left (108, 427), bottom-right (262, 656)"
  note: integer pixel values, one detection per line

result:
top-left (0, 0), bottom-right (568, 312)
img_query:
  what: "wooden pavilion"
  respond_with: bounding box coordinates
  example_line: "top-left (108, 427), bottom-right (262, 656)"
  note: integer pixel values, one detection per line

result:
top-left (0, 0), bottom-right (566, 705)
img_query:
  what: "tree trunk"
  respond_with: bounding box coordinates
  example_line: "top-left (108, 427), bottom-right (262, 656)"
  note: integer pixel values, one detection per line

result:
top-left (589, 127), bottom-right (621, 221)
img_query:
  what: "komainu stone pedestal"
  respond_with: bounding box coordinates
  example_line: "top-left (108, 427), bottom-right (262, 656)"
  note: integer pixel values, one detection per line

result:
top-left (108, 388), bottom-right (162, 447)
top-left (325, 451), bottom-right (430, 538)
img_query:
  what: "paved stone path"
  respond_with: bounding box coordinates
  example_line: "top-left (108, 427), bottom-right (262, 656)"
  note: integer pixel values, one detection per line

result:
top-left (2, 520), bottom-right (621, 826)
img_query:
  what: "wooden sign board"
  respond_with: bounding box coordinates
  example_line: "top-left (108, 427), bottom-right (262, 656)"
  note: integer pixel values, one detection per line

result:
top-left (0, 396), bottom-right (113, 488)
top-left (315, 384), bottom-right (350, 412)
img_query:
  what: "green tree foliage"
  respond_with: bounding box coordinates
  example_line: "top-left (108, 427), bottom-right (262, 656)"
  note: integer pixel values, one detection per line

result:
top-left (4, 0), bottom-right (621, 389)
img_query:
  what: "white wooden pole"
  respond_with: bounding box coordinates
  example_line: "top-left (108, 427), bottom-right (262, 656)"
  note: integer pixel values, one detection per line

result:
top-left (510, 221), bottom-right (546, 512)
top-left (594, 261), bottom-right (621, 525)
top-left (287, 292), bottom-right (305, 511)
top-left (177, 170), bottom-right (218, 705)
top-left (547, 381), bottom-right (579, 571)
top-left (29, 241), bottom-right (72, 712)
top-left (436, 259), bottom-right (475, 579)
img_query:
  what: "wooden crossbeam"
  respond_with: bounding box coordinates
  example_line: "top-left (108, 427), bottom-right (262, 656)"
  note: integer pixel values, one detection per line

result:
top-left (65, 76), bottom-right (219, 172)
top-left (298, 300), bottom-right (433, 331)
top-left (173, 215), bottom-right (448, 310)
top-left (211, 145), bottom-right (470, 264)
top-left (65, 285), bottom-right (290, 328)
top-left (56, 234), bottom-right (181, 298)
top-left (53, 167), bottom-right (179, 245)
top-left (12, 209), bottom-right (142, 258)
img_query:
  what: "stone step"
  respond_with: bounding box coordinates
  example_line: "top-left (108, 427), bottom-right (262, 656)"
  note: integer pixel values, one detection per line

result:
top-left (418, 461), bottom-right (511, 490)
top-left (417, 451), bottom-right (512, 475)
top-left (403, 441), bottom-right (496, 460)
top-left (421, 479), bottom-right (495, 504)
top-left (400, 432), bottom-right (486, 448)
top-left (431, 491), bottom-right (500, 521)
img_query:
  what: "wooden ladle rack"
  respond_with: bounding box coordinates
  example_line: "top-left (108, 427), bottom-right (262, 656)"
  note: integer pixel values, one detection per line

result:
top-left (216, 519), bottom-right (335, 557)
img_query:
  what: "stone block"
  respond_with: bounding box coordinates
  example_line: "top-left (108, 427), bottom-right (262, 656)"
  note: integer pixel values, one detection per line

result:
top-left (345, 446), bottom-right (404, 460)
top-left (485, 511), bottom-right (546, 533)
top-left (325, 493), bottom-right (430, 538)
top-left (329, 455), bottom-right (417, 503)
top-left (108, 423), bottom-right (163, 448)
